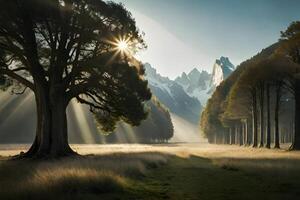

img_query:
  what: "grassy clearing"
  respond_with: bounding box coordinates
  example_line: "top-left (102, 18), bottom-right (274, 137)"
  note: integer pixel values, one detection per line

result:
top-left (0, 152), bottom-right (168, 200)
top-left (0, 144), bottom-right (300, 200)
top-left (140, 154), bottom-right (300, 200)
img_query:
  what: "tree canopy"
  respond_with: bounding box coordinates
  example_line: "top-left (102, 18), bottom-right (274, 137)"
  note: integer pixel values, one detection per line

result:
top-left (99, 97), bottom-right (174, 143)
top-left (201, 21), bottom-right (300, 149)
top-left (0, 0), bottom-right (151, 157)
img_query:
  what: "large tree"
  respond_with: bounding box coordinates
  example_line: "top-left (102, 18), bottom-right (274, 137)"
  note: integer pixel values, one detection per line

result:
top-left (252, 57), bottom-right (298, 149)
top-left (225, 61), bottom-right (261, 147)
top-left (278, 21), bottom-right (300, 150)
top-left (0, 0), bottom-right (151, 158)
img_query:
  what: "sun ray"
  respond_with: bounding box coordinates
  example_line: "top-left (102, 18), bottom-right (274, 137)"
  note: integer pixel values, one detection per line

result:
top-left (0, 92), bottom-right (33, 125)
top-left (170, 113), bottom-right (205, 143)
top-left (121, 123), bottom-right (138, 143)
top-left (70, 101), bottom-right (95, 144)
top-left (105, 49), bottom-right (121, 66)
top-left (113, 125), bottom-right (127, 143)
top-left (0, 91), bottom-right (15, 113)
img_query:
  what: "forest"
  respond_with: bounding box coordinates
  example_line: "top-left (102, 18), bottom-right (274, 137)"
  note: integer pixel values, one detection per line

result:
top-left (201, 22), bottom-right (300, 150)
top-left (99, 97), bottom-right (174, 143)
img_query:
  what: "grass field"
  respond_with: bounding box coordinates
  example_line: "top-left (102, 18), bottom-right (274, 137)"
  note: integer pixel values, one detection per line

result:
top-left (0, 143), bottom-right (300, 200)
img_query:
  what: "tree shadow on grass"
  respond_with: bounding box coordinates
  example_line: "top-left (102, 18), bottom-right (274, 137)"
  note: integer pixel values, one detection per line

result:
top-left (1, 152), bottom-right (300, 200)
top-left (139, 154), bottom-right (300, 200)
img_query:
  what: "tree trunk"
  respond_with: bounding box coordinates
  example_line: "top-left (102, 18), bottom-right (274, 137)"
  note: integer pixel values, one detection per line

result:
top-left (23, 85), bottom-right (75, 158)
top-left (229, 128), bottom-right (232, 145)
top-left (226, 131), bottom-right (229, 144)
top-left (245, 120), bottom-right (249, 145)
top-left (259, 83), bottom-right (264, 148)
top-left (252, 89), bottom-right (258, 147)
top-left (266, 83), bottom-right (271, 149)
top-left (230, 127), bottom-right (235, 145)
top-left (235, 125), bottom-right (238, 144)
top-left (224, 130), bottom-right (229, 144)
top-left (274, 82), bottom-right (281, 149)
top-left (290, 79), bottom-right (300, 150)
top-left (240, 123), bottom-right (244, 146)
top-left (243, 121), bottom-right (246, 145)
top-left (49, 88), bottom-right (74, 156)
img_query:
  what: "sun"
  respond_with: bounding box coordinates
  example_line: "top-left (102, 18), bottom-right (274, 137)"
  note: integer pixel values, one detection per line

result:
top-left (117, 40), bottom-right (128, 51)
top-left (105, 36), bottom-right (133, 57)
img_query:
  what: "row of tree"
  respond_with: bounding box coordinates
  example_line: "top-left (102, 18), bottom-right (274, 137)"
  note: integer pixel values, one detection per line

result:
top-left (201, 21), bottom-right (300, 150)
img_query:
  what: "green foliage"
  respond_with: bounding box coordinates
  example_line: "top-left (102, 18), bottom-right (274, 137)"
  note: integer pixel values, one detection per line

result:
top-left (200, 21), bottom-right (300, 144)
top-left (0, 49), bottom-right (9, 90)
top-left (92, 63), bottom-right (151, 132)
top-left (97, 97), bottom-right (174, 143)
top-left (222, 56), bottom-right (299, 122)
top-left (200, 44), bottom-right (278, 142)
top-left (0, 75), bottom-right (6, 87)
top-left (279, 21), bottom-right (300, 64)
top-left (223, 60), bottom-right (263, 122)
top-left (0, 0), bottom-right (151, 134)
top-left (145, 98), bottom-right (174, 142)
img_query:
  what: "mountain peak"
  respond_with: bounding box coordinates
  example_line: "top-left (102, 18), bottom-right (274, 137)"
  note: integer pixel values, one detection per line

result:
top-left (173, 67), bottom-right (212, 105)
top-left (181, 72), bottom-right (188, 78)
top-left (143, 63), bottom-right (202, 124)
top-left (189, 68), bottom-right (200, 75)
top-left (210, 56), bottom-right (235, 87)
top-left (216, 56), bottom-right (235, 71)
top-left (175, 72), bottom-right (189, 86)
top-left (187, 68), bottom-right (202, 84)
top-left (144, 63), bottom-right (157, 77)
top-left (220, 56), bottom-right (229, 61)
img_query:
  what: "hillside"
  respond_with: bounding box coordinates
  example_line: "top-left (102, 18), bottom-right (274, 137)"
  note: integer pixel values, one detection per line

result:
top-left (145, 63), bottom-right (202, 124)
top-left (200, 43), bottom-right (280, 142)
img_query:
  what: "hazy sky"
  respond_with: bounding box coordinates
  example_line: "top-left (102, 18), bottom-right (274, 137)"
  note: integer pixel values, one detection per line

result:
top-left (115, 0), bottom-right (300, 79)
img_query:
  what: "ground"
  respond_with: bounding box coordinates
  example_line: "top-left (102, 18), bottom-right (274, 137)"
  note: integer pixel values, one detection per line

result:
top-left (0, 143), bottom-right (300, 200)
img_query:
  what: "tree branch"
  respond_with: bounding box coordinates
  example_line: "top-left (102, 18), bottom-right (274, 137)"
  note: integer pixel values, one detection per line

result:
top-left (76, 95), bottom-right (108, 111)
top-left (12, 86), bottom-right (28, 95)
top-left (0, 69), bottom-right (34, 90)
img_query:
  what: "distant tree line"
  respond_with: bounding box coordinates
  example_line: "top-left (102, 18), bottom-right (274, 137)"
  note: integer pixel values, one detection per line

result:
top-left (201, 21), bottom-right (300, 150)
top-left (95, 97), bottom-right (174, 143)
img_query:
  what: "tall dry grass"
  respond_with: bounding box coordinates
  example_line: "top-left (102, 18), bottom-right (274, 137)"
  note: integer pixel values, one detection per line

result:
top-left (0, 152), bottom-right (168, 200)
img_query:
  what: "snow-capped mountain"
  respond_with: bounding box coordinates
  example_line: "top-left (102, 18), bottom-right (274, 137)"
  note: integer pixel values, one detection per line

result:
top-left (175, 68), bottom-right (211, 105)
top-left (144, 63), bottom-right (202, 124)
top-left (174, 57), bottom-right (235, 106)
top-left (210, 56), bottom-right (235, 87)
top-left (144, 58), bottom-right (234, 122)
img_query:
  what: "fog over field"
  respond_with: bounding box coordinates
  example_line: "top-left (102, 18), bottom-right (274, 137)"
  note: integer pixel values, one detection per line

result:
top-left (0, 91), bottom-right (204, 144)
top-left (1, 143), bottom-right (300, 200)
top-left (0, 143), bottom-right (294, 159)
top-left (1, 1), bottom-right (300, 199)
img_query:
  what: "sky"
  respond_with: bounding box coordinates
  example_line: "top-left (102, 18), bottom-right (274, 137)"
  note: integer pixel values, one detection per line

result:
top-left (115, 0), bottom-right (300, 79)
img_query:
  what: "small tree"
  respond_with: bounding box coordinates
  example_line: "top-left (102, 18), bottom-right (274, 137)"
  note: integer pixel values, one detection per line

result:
top-left (0, 0), bottom-right (151, 158)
